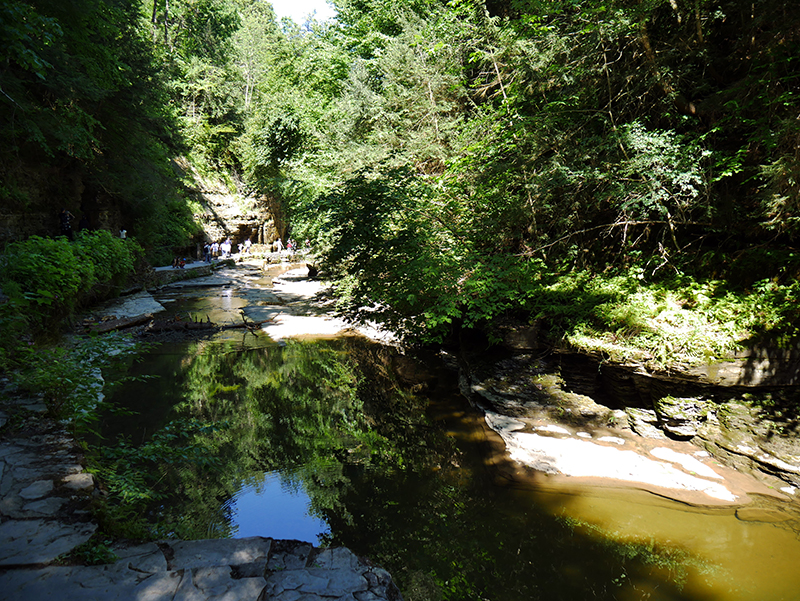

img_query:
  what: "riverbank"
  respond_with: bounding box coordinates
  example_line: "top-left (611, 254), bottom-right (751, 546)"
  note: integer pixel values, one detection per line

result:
top-left (5, 257), bottom-right (800, 600)
top-left (0, 259), bottom-right (403, 601)
top-left (105, 259), bottom-right (800, 508)
top-left (459, 325), bottom-right (800, 504)
top-left (0, 388), bottom-right (398, 601)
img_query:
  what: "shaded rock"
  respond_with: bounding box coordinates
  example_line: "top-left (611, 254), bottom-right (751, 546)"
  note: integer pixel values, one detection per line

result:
top-left (19, 480), bottom-right (54, 500)
top-left (22, 497), bottom-right (67, 515)
top-left (265, 567), bottom-right (368, 598)
top-left (463, 354), bottom-right (615, 427)
top-left (654, 396), bottom-right (713, 439)
top-left (0, 519), bottom-right (96, 565)
top-left (692, 400), bottom-right (800, 488)
top-left (625, 408), bottom-right (667, 439)
top-left (111, 543), bottom-right (168, 574)
top-left (173, 566), bottom-right (266, 601)
top-left (267, 541), bottom-right (313, 571)
top-left (168, 537), bottom-right (272, 571)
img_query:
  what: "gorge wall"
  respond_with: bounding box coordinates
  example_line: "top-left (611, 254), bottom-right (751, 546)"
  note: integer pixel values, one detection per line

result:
top-left (180, 158), bottom-right (285, 252)
top-left (0, 158), bottom-right (284, 257)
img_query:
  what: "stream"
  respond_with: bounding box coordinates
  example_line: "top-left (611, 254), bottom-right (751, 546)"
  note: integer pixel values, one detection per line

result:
top-left (96, 263), bottom-right (800, 601)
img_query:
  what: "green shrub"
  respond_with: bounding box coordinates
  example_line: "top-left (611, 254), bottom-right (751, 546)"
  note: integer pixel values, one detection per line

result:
top-left (0, 236), bottom-right (83, 330)
top-left (0, 232), bottom-right (143, 337)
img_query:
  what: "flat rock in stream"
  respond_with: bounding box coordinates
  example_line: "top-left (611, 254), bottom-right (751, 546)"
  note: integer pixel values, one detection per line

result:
top-left (89, 291), bottom-right (165, 320)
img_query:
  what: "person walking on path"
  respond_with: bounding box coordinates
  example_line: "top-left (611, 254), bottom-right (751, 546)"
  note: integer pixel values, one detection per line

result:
top-left (59, 209), bottom-right (75, 241)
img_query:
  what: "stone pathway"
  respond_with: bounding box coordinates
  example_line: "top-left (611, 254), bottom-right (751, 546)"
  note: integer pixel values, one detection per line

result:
top-left (0, 538), bottom-right (400, 601)
top-left (0, 386), bottom-right (97, 568)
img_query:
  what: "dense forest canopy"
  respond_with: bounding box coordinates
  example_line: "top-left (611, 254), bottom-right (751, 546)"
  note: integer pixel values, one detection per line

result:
top-left (2, 0), bottom-right (800, 353)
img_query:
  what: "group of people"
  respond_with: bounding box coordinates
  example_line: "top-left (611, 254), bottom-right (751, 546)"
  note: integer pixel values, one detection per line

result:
top-left (202, 237), bottom-right (256, 262)
top-left (274, 238), bottom-right (309, 253)
top-left (58, 208), bottom-right (95, 241)
top-left (175, 235), bottom-right (311, 268)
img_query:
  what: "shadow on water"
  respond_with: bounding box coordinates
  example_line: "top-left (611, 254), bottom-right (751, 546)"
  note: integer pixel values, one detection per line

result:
top-left (96, 334), bottom-right (800, 601)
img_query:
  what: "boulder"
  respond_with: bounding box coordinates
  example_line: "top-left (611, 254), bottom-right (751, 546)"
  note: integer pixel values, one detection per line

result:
top-left (654, 396), bottom-right (714, 439)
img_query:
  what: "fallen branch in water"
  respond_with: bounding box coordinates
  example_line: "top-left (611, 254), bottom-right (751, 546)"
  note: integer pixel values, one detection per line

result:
top-left (83, 313), bottom-right (153, 334)
top-left (142, 313), bottom-right (274, 334)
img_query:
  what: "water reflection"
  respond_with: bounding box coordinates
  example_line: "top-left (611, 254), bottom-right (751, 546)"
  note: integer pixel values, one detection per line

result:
top-left (225, 472), bottom-right (329, 542)
top-left (99, 335), bottom-right (800, 601)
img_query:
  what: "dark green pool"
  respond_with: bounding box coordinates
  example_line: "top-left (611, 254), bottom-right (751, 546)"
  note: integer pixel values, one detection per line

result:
top-left (99, 334), bottom-right (800, 601)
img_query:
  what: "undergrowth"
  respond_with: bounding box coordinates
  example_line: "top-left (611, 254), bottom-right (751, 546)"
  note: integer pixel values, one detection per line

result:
top-left (551, 271), bottom-right (799, 369)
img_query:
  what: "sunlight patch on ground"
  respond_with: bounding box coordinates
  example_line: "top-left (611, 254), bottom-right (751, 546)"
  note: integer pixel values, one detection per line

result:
top-left (485, 411), bottom-right (737, 503)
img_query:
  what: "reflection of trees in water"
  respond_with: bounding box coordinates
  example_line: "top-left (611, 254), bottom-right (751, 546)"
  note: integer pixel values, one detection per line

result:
top-left (110, 337), bottom-right (710, 600)
top-left (145, 337), bottom-right (457, 541)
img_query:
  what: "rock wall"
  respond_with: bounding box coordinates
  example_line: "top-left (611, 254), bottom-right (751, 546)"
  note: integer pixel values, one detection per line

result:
top-left (0, 163), bottom-right (123, 244)
top-left (460, 323), bottom-right (800, 496)
top-left (0, 158), bottom-right (286, 254)
top-left (181, 160), bottom-right (286, 252)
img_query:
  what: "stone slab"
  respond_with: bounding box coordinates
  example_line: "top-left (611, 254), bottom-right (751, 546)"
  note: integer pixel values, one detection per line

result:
top-left (169, 537), bottom-right (272, 570)
top-left (0, 565), bottom-right (182, 601)
top-left (0, 519), bottom-right (97, 565)
top-left (19, 479), bottom-right (54, 499)
top-left (111, 543), bottom-right (168, 573)
top-left (265, 568), bottom-right (368, 598)
top-left (22, 497), bottom-right (67, 516)
top-left (173, 566), bottom-right (266, 601)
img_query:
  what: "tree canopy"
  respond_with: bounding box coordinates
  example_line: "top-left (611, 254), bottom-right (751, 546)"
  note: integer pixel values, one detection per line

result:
top-left (3, 0), bottom-right (800, 351)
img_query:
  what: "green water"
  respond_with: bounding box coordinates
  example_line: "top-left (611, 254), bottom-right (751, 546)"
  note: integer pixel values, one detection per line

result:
top-left (99, 335), bottom-right (800, 601)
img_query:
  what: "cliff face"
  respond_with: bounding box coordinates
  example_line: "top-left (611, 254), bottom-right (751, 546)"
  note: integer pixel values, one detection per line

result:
top-left (0, 158), bottom-right (284, 256)
top-left (187, 171), bottom-right (284, 249)
top-left (0, 163), bottom-right (122, 245)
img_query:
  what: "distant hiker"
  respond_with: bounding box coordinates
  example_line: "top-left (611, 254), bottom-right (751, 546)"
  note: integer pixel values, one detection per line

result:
top-left (211, 241), bottom-right (219, 257)
top-left (59, 209), bottom-right (75, 241)
top-left (244, 239), bottom-right (252, 254)
top-left (275, 238), bottom-right (283, 252)
top-left (203, 242), bottom-right (211, 262)
top-left (120, 229), bottom-right (127, 239)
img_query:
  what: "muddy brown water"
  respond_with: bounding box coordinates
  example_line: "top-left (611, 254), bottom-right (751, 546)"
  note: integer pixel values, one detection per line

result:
top-left (97, 267), bottom-right (800, 601)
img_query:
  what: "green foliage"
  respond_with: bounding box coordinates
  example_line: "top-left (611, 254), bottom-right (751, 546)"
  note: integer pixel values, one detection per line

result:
top-left (89, 337), bottom-right (453, 540)
top-left (319, 166), bottom-right (464, 339)
top-left (94, 418), bottom-right (226, 504)
top-left (0, 0), bottom-right (62, 79)
top-left (0, 233), bottom-right (143, 335)
top-left (276, 0), bottom-right (800, 360)
top-left (6, 0), bottom-right (800, 372)
top-left (133, 197), bottom-right (201, 266)
top-left (67, 537), bottom-right (119, 566)
top-left (614, 122), bottom-right (710, 222)
top-left (0, 0), bottom-right (194, 268)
